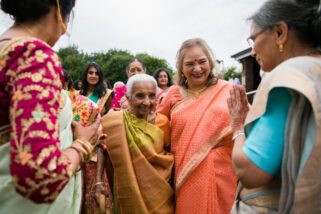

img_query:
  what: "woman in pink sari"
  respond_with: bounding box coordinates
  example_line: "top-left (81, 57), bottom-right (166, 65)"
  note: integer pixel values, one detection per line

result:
top-left (157, 38), bottom-right (237, 213)
top-left (0, 0), bottom-right (99, 213)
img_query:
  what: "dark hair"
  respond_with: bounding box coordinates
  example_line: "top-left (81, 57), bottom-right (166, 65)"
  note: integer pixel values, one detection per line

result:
top-left (73, 79), bottom-right (82, 90)
top-left (0, 0), bottom-right (76, 23)
top-left (81, 62), bottom-right (106, 99)
top-left (249, 0), bottom-right (321, 50)
top-left (103, 79), bottom-right (112, 89)
top-left (126, 58), bottom-right (147, 74)
top-left (63, 69), bottom-right (73, 90)
top-left (153, 68), bottom-right (173, 87)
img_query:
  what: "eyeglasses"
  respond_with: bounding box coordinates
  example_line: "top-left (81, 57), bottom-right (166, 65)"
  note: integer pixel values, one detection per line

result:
top-left (246, 29), bottom-right (266, 48)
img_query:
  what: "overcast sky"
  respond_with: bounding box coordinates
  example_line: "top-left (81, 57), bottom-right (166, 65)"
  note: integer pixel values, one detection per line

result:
top-left (0, 0), bottom-right (265, 71)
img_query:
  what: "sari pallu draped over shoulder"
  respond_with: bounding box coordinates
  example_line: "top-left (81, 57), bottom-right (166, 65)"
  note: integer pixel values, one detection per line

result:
top-left (157, 80), bottom-right (237, 214)
top-left (101, 110), bottom-right (174, 214)
top-left (243, 56), bottom-right (321, 213)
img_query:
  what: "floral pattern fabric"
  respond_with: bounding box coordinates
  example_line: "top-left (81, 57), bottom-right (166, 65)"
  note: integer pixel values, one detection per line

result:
top-left (0, 38), bottom-right (72, 203)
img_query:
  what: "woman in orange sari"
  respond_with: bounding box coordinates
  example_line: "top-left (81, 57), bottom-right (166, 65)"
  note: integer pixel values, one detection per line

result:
top-left (157, 38), bottom-right (237, 213)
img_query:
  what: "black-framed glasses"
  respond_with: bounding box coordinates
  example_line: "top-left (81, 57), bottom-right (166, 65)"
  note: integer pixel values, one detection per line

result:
top-left (246, 29), bottom-right (266, 48)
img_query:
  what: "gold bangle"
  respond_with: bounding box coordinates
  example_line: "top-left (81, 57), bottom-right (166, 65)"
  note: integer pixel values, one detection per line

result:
top-left (72, 142), bottom-right (90, 162)
top-left (69, 144), bottom-right (84, 162)
top-left (75, 139), bottom-right (94, 153)
top-left (74, 140), bottom-right (94, 163)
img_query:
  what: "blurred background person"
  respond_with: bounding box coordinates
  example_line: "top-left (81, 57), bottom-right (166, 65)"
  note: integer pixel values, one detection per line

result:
top-left (73, 79), bottom-right (82, 91)
top-left (228, 0), bottom-right (321, 213)
top-left (228, 73), bottom-right (241, 85)
top-left (112, 81), bottom-right (125, 91)
top-left (153, 67), bottom-right (173, 104)
top-left (103, 78), bottom-right (112, 90)
top-left (112, 58), bottom-right (146, 109)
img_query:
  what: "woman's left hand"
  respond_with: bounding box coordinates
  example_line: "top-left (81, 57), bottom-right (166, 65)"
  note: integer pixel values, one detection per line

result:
top-left (227, 85), bottom-right (250, 132)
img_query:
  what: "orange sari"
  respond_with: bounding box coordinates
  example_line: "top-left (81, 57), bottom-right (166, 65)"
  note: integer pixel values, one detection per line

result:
top-left (157, 80), bottom-right (237, 214)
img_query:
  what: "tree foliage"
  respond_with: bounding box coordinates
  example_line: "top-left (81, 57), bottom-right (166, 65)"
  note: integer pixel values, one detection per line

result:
top-left (57, 46), bottom-right (173, 85)
top-left (223, 66), bottom-right (242, 82)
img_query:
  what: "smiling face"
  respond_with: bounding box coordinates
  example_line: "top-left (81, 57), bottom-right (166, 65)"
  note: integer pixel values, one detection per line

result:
top-left (182, 45), bottom-right (211, 89)
top-left (249, 24), bottom-right (281, 72)
top-left (157, 71), bottom-right (169, 87)
top-left (128, 81), bottom-right (156, 120)
top-left (86, 66), bottom-right (100, 86)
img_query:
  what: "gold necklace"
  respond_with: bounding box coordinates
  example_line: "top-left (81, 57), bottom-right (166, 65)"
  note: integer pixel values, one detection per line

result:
top-left (186, 85), bottom-right (208, 98)
top-left (18, 24), bottom-right (35, 36)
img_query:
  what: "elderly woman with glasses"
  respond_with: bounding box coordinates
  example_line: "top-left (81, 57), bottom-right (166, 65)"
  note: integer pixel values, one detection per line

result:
top-left (228, 0), bottom-right (321, 213)
top-left (100, 74), bottom-right (174, 213)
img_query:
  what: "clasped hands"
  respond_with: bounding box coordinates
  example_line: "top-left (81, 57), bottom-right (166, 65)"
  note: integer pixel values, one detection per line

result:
top-left (227, 85), bottom-right (250, 133)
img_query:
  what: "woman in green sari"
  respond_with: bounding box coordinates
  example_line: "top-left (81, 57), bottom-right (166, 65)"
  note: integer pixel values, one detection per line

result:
top-left (100, 74), bottom-right (174, 213)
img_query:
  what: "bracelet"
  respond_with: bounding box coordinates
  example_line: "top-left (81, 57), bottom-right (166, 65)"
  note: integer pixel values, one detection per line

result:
top-left (94, 182), bottom-right (104, 187)
top-left (69, 144), bottom-right (85, 162)
top-left (74, 139), bottom-right (95, 162)
top-left (232, 132), bottom-right (245, 142)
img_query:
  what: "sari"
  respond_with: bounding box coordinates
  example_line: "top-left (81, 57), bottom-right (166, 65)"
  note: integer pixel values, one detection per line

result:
top-left (0, 89), bottom-right (81, 213)
top-left (232, 56), bottom-right (321, 213)
top-left (0, 37), bottom-right (78, 208)
top-left (101, 110), bottom-right (174, 214)
top-left (157, 80), bottom-right (237, 214)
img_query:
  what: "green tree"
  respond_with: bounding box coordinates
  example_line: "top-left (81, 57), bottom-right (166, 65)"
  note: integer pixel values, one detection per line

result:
top-left (105, 53), bottom-right (133, 84)
top-left (223, 66), bottom-right (241, 82)
top-left (57, 45), bottom-right (86, 80)
top-left (136, 53), bottom-right (173, 76)
top-left (57, 46), bottom-right (174, 85)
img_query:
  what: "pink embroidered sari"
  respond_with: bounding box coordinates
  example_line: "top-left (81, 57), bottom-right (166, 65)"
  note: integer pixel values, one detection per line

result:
top-left (157, 80), bottom-right (237, 213)
top-left (0, 38), bottom-right (73, 204)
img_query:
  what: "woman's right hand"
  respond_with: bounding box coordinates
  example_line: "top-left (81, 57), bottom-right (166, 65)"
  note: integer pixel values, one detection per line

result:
top-left (227, 85), bottom-right (250, 132)
top-left (72, 115), bottom-right (101, 145)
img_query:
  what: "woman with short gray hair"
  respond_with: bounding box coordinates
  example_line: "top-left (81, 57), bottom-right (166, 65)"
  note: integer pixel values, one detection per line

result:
top-left (100, 74), bottom-right (174, 213)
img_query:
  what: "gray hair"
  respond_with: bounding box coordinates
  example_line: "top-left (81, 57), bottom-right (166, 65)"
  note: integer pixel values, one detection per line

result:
top-left (249, 0), bottom-right (321, 50)
top-left (113, 81), bottom-right (125, 90)
top-left (126, 74), bottom-right (157, 97)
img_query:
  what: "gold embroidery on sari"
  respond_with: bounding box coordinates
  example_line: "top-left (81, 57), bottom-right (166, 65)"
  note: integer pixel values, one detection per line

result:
top-left (1, 38), bottom-right (71, 201)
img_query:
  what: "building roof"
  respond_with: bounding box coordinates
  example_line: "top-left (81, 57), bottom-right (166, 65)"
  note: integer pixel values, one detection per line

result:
top-left (231, 48), bottom-right (252, 61)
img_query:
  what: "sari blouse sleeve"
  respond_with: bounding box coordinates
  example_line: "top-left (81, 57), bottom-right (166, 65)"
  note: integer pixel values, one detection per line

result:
top-left (6, 40), bottom-right (72, 203)
top-left (243, 88), bottom-right (292, 176)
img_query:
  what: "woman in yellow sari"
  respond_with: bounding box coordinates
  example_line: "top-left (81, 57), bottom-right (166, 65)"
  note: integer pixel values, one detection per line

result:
top-left (100, 74), bottom-right (174, 213)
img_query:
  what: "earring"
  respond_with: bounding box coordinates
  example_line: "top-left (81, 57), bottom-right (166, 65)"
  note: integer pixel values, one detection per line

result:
top-left (278, 44), bottom-right (283, 52)
top-left (56, 0), bottom-right (67, 34)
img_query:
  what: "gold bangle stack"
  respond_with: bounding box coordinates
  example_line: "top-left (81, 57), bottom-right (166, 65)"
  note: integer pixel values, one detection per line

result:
top-left (70, 139), bottom-right (95, 163)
